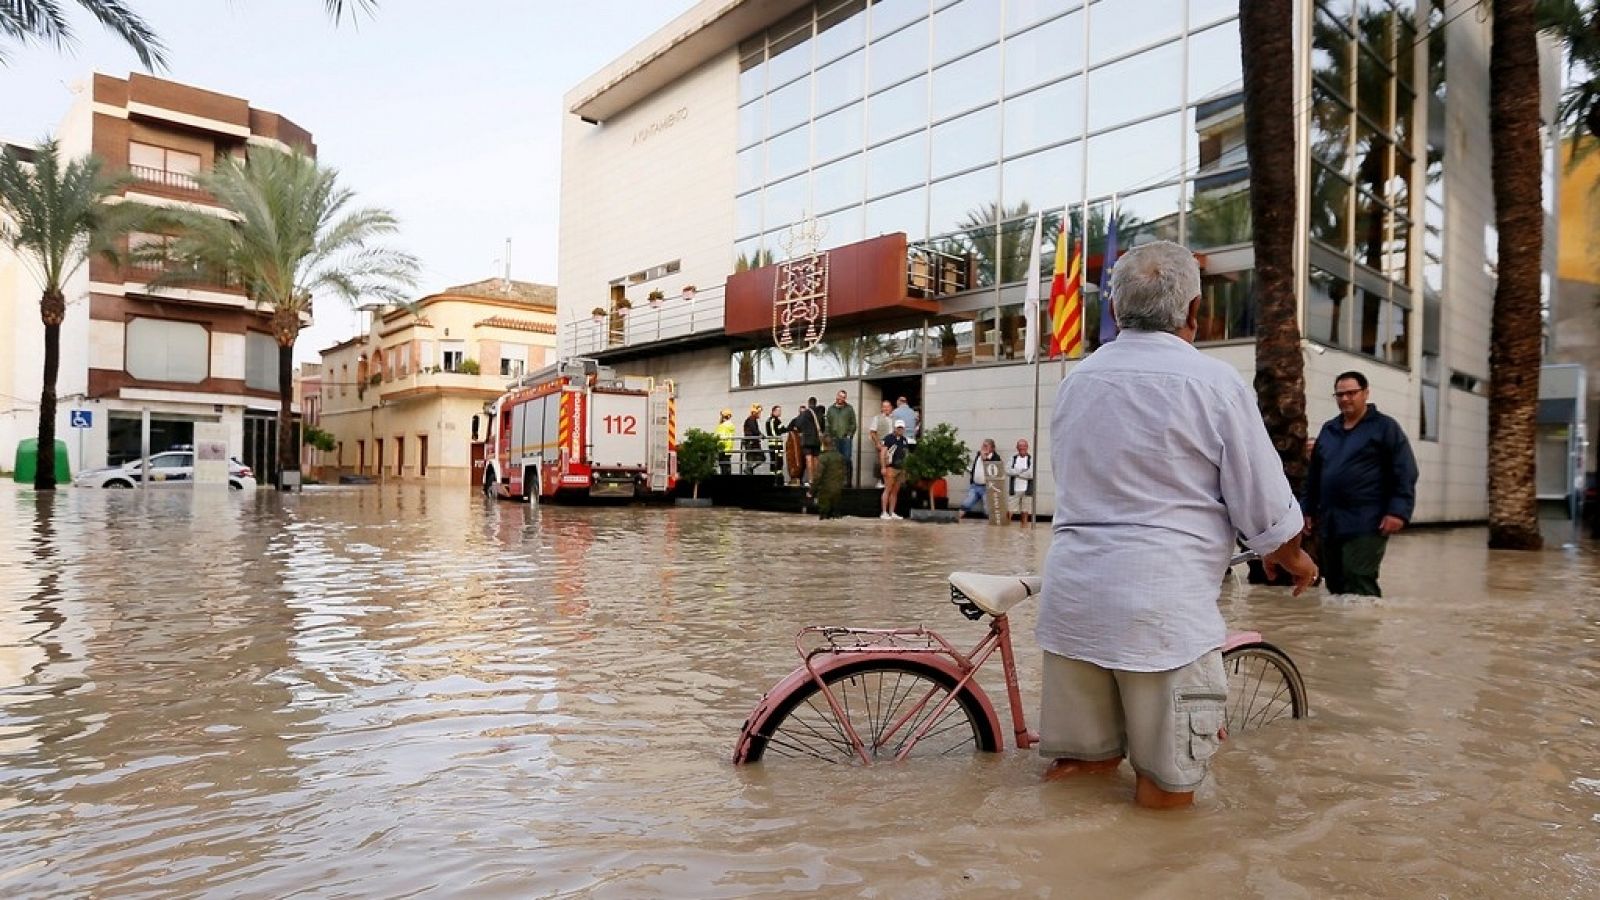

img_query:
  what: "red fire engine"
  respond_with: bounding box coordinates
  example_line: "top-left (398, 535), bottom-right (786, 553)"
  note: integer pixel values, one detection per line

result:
top-left (481, 359), bottom-right (676, 501)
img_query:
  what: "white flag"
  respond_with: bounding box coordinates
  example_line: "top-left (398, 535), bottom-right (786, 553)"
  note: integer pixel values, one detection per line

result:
top-left (1022, 212), bottom-right (1044, 364)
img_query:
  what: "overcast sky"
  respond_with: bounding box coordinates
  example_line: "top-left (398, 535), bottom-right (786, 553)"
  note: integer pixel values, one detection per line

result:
top-left (0, 0), bottom-right (696, 361)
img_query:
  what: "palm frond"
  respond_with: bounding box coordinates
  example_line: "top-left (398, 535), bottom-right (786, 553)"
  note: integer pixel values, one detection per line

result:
top-left (73, 0), bottom-right (166, 69)
top-left (0, 138), bottom-right (135, 291)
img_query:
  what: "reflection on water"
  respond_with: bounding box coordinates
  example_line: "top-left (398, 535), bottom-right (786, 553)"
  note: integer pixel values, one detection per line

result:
top-left (0, 485), bottom-right (1595, 897)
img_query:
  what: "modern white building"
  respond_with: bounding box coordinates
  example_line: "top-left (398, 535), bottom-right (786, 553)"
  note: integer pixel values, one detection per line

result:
top-left (555, 0), bottom-right (1561, 519)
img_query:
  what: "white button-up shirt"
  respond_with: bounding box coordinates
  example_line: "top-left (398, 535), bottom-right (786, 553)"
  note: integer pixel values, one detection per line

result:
top-left (1037, 330), bottom-right (1303, 671)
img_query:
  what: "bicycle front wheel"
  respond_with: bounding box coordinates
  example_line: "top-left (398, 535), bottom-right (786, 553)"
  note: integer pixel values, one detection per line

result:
top-left (1221, 642), bottom-right (1308, 731)
top-left (742, 659), bottom-right (999, 764)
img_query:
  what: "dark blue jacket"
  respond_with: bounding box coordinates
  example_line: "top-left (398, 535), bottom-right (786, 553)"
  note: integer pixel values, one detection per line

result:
top-left (1303, 404), bottom-right (1418, 539)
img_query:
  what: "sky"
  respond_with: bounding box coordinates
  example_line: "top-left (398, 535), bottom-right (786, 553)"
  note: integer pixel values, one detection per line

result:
top-left (0, 0), bottom-right (697, 362)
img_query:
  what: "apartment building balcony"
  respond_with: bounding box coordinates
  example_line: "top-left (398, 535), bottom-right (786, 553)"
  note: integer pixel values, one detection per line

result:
top-left (364, 366), bottom-right (511, 403)
top-left (127, 164), bottom-right (212, 201)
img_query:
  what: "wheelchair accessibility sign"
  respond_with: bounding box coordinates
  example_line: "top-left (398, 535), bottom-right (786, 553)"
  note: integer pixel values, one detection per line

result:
top-left (70, 410), bottom-right (92, 428)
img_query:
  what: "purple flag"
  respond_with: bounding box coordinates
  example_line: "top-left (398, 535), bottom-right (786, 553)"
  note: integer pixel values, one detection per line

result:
top-left (1098, 207), bottom-right (1119, 345)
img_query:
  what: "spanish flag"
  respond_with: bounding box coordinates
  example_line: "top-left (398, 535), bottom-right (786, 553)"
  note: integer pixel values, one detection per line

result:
top-left (1048, 218), bottom-right (1083, 358)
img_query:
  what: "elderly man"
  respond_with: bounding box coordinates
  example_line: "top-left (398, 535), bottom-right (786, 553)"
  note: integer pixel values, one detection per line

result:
top-left (1038, 241), bottom-right (1317, 810)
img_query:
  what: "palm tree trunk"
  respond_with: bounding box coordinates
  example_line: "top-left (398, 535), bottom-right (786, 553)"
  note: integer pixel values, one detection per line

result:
top-left (1240, 0), bottom-right (1309, 493)
top-left (34, 289), bottom-right (66, 491)
top-left (277, 340), bottom-right (296, 490)
top-left (1486, 0), bottom-right (1544, 550)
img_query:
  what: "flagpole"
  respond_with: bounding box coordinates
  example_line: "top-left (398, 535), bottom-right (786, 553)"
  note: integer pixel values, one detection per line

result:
top-left (1027, 210), bottom-right (1045, 528)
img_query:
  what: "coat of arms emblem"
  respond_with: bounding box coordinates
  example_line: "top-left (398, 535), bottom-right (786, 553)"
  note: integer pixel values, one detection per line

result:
top-left (773, 219), bottom-right (829, 353)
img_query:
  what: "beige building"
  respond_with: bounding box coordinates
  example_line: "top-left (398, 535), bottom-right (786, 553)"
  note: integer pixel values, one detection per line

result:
top-left (317, 278), bottom-right (557, 485)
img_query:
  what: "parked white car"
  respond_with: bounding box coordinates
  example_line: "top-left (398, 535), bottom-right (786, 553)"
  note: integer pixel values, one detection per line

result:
top-left (73, 450), bottom-right (257, 490)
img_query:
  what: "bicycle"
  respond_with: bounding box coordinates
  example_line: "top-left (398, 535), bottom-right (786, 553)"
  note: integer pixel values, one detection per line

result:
top-left (733, 554), bottom-right (1308, 765)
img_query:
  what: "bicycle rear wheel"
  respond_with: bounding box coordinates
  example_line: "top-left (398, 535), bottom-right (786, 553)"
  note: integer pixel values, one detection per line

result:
top-left (742, 659), bottom-right (999, 764)
top-left (1221, 643), bottom-right (1308, 731)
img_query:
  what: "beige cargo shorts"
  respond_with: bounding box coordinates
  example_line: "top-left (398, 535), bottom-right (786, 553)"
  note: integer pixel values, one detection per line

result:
top-left (1038, 649), bottom-right (1227, 792)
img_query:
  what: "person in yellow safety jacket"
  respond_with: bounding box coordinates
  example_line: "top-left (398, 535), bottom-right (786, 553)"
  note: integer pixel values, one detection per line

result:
top-left (714, 408), bottom-right (737, 475)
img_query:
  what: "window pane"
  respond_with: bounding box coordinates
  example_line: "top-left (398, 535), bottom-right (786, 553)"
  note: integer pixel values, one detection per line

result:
top-left (1311, 84), bottom-right (1353, 175)
top-left (929, 165), bottom-right (998, 236)
top-left (862, 326), bottom-right (926, 374)
top-left (817, 0), bottom-right (868, 64)
top-left (933, 0), bottom-right (999, 63)
top-left (765, 172), bottom-right (810, 230)
top-left (1358, 285), bottom-right (1384, 357)
top-left (1186, 179), bottom-right (1252, 248)
top-left (1189, 0), bottom-right (1234, 29)
top-left (1187, 21), bottom-right (1241, 105)
top-left (737, 190), bottom-right (763, 238)
top-left (813, 152), bottom-right (863, 213)
top-left (927, 317), bottom-right (978, 368)
top-left (932, 43), bottom-right (1000, 121)
top-left (1195, 268), bottom-right (1256, 342)
top-left (1386, 212), bottom-right (1411, 285)
top-left (1003, 76), bottom-right (1082, 157)
top-left (1002, 141), bottom-right (1082, 213)
top-left (867, 75), bottom-right (927, 145)
top-left (1088, 0), bottom-right (1182, 64)
top-left (815, 101), bottom-right (864, 162)
top-left (1310, 164), bottom-right (1351, 250)
top-left (1189, 97), bottom-right (1248, 178)
top-left (739, 101), bottom-right (764, 148)
top-left (739, 55), bottom-right (766, 104)
top-left (1353, 190), bottom-right (1385, 268)
top-left (1004, 0), bottom-right (1078, 35)
top-left (766, 75), bottom-right (812, 135)
top-left (930, 105), bottom-right (999, 179)
top-left (1003, 10), bottom-right (1084, 96)
top-left (818, 204), bottom-right (864, 249)
top-left (867, 130), bottom-right (926, 197)
top-left (815, 50), bottom-right (866, 114)
top-left (246, 331), bottom-right (278, 391)
top-left (767, 125), bottom-right (810, 181)
top-left (738, 145), bottom-right (762, 194)
top-left (166, 151), bottom-right (200, 176)
top-left (128, 141), bottom-right (164, 170)
top-left (866, 186), bottom-right (928, 241)
top-left (1312, 7), bottom-right (1351, 100)
top-left (1117, 183), bottom-right (1181, 247)
top-left (869, 16), bottom-right (929, 91)
top-left (126, 317), bottom-right (208, 383)
top-left (1086, 41), bottom-right (1181, 132)
top-left (768, 20), bottom-right (814, 87)
top-left (1307, 265), bottom-right (1350, 346)
top-left (1385, 302), bottom-right (1410, 367)
top-left (1085, 113), bottom-right (1180, 199)
top-left (871, 0), bottom-right (928, 37)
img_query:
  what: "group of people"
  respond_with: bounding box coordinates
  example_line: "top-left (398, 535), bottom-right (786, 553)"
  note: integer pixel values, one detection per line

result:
top-left (954, 438), bottom-right (1036, 525)
top-left (1036, 241), bottom-right (1418, 811)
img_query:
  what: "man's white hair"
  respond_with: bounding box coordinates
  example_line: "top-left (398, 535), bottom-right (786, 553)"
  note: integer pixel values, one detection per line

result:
top-left (1109, 241), bottom-right (1201, 333)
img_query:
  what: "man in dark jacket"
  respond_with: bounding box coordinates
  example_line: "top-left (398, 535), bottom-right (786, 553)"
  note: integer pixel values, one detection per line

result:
top-left (789, 399), bottom-right (824, 488)
top-left (741, 404), bottom-right (764, 474)
top-left (1303, 371), bottom-right (1419, 596)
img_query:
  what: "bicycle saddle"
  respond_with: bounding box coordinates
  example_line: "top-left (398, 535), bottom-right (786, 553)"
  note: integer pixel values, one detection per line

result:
top-left (948, 572), bottom-right (1042, 618)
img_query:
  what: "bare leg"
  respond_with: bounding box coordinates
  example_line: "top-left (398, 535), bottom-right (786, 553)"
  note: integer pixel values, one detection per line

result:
top-left (1042, 755), bottom-right (1123, 781)
top-left (1134, 774), bottom-right (1194, 810)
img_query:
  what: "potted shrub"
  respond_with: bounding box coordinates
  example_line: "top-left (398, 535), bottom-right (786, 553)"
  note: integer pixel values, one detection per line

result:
top-left (901, 422), bottom-right (968, 522)
top-left (459, 358), bottom-right (480, 375)
top-left (675, 428), bottom-right (720, 505)
top-left (591, 306), bottom-right (606, 323)
top-left (615, 296), bottom-right (633, 317)
top-left (647, 289), bottom-right (665, 307)
top-left (681, 284), bottom-right (697, 301)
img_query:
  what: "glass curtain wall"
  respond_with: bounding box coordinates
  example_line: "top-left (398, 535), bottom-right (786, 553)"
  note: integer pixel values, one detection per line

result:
top-left (1307, 0), bottom-right (1421, 369)
top-left (733, 0), bottom-right (1255, 389)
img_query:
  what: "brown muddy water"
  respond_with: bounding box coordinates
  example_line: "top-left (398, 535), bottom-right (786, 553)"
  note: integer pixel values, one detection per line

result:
top-left (0, 484), bottom-right (1596, 898)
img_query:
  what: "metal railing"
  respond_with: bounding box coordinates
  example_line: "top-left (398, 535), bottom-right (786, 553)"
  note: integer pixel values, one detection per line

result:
top-left (906, 245), bottom-right (971, 298)
top-left (129, 165), bottom-right (205, 193)
top-left (560, 284), bottom-right (727, 358)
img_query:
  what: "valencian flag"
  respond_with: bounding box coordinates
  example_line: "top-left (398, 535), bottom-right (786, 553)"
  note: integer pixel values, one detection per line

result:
top-left (1048, 217), bottom-right (1084, 358)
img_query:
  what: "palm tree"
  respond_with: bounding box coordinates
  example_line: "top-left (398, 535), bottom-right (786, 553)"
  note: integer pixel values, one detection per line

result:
top-left (1, 1), bottom-right (376, 69)
top-left (1239, 1), bottom-right (1309, 492)
top-left (1537, 1), bottom-right (1600, 143)
top-left (155, 147), bottom-right (417, 490)
top-left (0, 140), bottom-right (147, 490)
top-left (1486, 0), bottom-right (1546, 549)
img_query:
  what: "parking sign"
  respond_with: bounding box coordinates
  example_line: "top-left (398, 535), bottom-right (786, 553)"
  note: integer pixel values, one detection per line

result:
top-left (70, 410), bottom-right (92, 428)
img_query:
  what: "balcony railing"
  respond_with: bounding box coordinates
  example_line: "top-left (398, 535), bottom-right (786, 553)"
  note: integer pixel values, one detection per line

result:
top-left (906, 244), bottom-right (972, 298)
top-left (560, 285), bottom-right (726, 359)
top-left (129, 165), bottom-right (204, 194)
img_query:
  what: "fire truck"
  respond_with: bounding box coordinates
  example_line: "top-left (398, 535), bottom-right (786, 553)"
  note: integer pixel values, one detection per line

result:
top-left (481, 358), bottom-right (676, 501)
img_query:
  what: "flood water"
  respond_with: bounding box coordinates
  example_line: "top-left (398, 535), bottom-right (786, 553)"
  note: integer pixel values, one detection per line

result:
top-left (0, 484), bottom-right (1596, 898)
